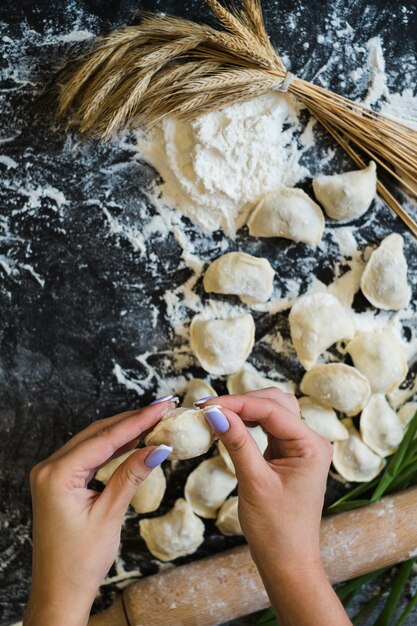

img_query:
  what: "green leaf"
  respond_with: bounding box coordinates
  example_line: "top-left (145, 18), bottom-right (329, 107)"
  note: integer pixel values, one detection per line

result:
top-left (352, 591), bottom-right (384, 624)
top-left (325, 498), bottom-right (371, 515)
top-left (257, 608), bottom-right (278, 626)
top-left (372, 411), bottom-right (417, 502)
top-left (373, 558), bottom-right (416, 626)
top-left (336, 567), bottom-right (389, 607)
top-left (326, 477), bottom-right (379, 514)
top-left (394, 588), bottom-right (417, 626)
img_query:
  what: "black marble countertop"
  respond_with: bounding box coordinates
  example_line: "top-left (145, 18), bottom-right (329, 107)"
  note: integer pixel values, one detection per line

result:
top-left (1, 1), bottom-right (416, 624)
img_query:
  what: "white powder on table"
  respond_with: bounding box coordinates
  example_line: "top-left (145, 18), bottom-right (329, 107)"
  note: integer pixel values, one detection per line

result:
top-left (136, 92), bottom-right (310, 237)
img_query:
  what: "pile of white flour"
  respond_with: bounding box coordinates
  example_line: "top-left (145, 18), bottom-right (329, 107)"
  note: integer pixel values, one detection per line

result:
top-left (135, 92), bottom-right (311, 236)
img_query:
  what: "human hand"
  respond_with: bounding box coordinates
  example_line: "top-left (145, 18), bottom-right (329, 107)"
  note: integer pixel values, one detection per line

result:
top-left (24, 396), bottom-right (177, 626)
top-left (200, 388), bottom-right (332, 565)
top-left (200, 390), bottom-right (350, 626)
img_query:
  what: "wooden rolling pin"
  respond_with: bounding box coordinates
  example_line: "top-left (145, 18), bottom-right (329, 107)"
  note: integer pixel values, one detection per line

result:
top-left (89, 486), bottom-right (417, 626)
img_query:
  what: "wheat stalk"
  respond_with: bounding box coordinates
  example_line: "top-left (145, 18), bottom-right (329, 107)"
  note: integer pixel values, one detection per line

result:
top-left (57, 1), bottom-right (417, 237)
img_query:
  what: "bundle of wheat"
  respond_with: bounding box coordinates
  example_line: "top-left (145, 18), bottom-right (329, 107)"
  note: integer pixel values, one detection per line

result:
top-left (57, 0), bottom-right (417, 236)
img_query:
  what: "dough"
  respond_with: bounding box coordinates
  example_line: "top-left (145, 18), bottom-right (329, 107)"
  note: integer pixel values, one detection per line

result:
top-left (203, 251), bottom-right (275, 304)
top-left (95, 451), bottom-right (166, 514)
top-left (397, 402), bottom-right (417, 427)
top-left (360, 395), bottom-right (404, 457)
top-left (289, 292), bottom-right (354, 370)
top-left (139, 498), bottom-right (205, 561)
top-left (346, 331), bottom-right (408, 394)
top-left (312, 161), bottom-right (376, 221)
top-left (333, 418), bottom-right (385, 482)
top-left (247, 186), bottom-right (325, 246)
top-left (360, 234), bottom-right (410, 310)
top-left (299, 396), bottom-right (348, 441)
top-left (190, 314), bottom-right (255, 375)
top-left (227, 363), bottom-right (295, 395)
top-left (216, 497), bottom-right (243, 536)
top-left (218, 425), bottom-right (268, 475)
top-left (185, 455), bottom-right (237, 518)
top-left (145, 407), bottom-right (215, 460)
top-left (182, 379), bottom-right (217, 408)
top-left (300, 363), bottom-right (371, 416)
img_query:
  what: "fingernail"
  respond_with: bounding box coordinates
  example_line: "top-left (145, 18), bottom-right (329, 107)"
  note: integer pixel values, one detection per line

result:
top-left (149, 395), bottom-right (179, 405)
top-left (203, 407), bottom-right (230, 433)
top-left (145, 444), bottom-right (173, 468)
top-left (194, 395), bottom-right (217, 406)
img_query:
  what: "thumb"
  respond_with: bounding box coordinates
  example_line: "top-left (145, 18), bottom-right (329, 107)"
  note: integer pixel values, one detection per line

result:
top-left (97, 445), bottom-right (172, 518)
top-left (202, 406), bottom-right (265, 482)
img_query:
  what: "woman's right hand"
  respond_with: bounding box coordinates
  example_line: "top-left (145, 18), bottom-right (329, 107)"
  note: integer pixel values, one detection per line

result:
top-left (200, 389), bottom-right (352, 626)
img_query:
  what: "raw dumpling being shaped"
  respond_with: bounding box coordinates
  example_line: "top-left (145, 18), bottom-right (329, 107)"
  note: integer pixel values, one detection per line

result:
top-left (247, 186), bottom-right (325, 246)
top-left (312, 161), bottom-right (377, 221)
top-left (95, 451), bottom-right (166, 514)
top-left (300, 363), bottom-right (371, 416)
top-left (299, 397), bottom-right (348, 441)
top-left (190, 314), bottom-right (255, 375)
top-left (333, 418), bottom-right (385, 482)
top-left (203, 252), bottom-right (275, 304)
top-left (145, 407), bottom-right (215, 460)
top-left (218, 425), bottom-right (268, 475)
top-left (227, 363), bottom-right (295, 395)
top-left (182, 379), bottom-right (217, 408)
top-left (185, 455), bottom-right (237, 518)
top-left (360, 234), bottom-right (411, 310)
top-left (139, 498), bottom-right (205, 561)
top-left (346, 331), bottom-right (408, 394)
top-left (289, 292), bottom-right (354, 370)
top-left (360, 395), bottom-right (404, 457)
top-left (397, 402), bottom-right (417, 427)
top-left (216, 497), bottom-right (243, 536)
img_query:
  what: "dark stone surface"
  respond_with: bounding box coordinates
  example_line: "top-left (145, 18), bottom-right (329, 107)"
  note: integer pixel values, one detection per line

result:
top-left (0, 0), bottom-right (416, 624)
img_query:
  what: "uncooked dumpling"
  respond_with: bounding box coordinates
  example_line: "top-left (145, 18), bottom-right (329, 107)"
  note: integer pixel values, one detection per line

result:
top-left (397, 402), bottom-right (417, 427)
top-left (300, 363), bottom-right (371, 416)
top-left (227, 363), bottom-right (295, 395)
top-left (313, 161), bottom-right (377, 221)
top-left (203, 252), bottom-right (275, 304)
top-left (299, 397), bottom-right (348, 441)
top-left (247, 186), bottom-right (324, 246)
top-left (346, 331), bottom-right (408, 394)
top-left (216, 497), bottom-right (243, 536)
top-left (333, 418), bottom-right (385, 482)
top-left (145, 407), bottom-right (215, 460)
top-left (360, 395), bottom-right (404, 457)
top-left (139, 498), bottom-right (205, 561)
top-left (182, 379), bottom-right (217, 408)
top-left (190, 314), bottom-right (255, 375)
top-left (185, 455), bottom-right (237, 518)
top-left (218, 425), bottom-right (268, 475)
top-left (289, 292), bottom-right (354, 370)
top-left (96, 451), bottom-right (166, 514)
top-left (360, 234), bottom-right (411, 310)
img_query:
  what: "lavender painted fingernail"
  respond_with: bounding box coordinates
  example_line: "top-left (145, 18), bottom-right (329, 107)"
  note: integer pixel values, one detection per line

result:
top-left (194, 395), bottom-right (217, 405)
top-left (145, 444), bottom-right (173, 468)
top-left (149, 395), bottom-right (179, 405)
top-left (203, 407), bottom-right (230, 433)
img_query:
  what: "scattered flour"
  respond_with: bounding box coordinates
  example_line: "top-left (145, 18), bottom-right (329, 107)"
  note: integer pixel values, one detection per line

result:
top-left (136, 92), bottom-right (310, 236)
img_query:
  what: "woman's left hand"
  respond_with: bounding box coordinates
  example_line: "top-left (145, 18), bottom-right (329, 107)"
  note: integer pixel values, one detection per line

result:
top-left (24, 398), bottom-right (176, 626)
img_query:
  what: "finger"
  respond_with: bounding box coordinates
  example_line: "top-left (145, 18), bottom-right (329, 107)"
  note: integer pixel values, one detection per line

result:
top-left (42, 410), bottom-right (141, 466)
top-left (195, 386), bottom-right (300, 419)
top-left (56, 399), bottom-right (176, 474)
top-left (202, 406), bottom-right (267, 483)
top-left (96, 444), bottom-right (172, 517)
top-left (202, 395), bottom-right (309, 442)
top-left (241, 387), bottom-right (300, 416)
